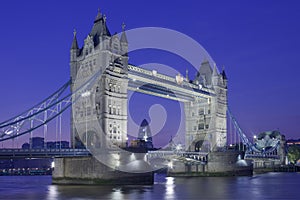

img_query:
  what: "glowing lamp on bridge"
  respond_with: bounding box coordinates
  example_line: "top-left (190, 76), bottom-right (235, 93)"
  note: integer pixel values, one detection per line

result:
top-left (152, 70), bottom-right (157, 76)
top-left (5, 130), bottom-right (13, 135)
top-left (175, 73), bottom-right (183, 85)
top-left (81, 91), bottom-right (91, 97)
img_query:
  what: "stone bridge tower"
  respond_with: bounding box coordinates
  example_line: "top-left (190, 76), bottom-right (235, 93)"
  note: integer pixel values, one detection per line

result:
top-left (185, 60), bottom-right (227, 152)
top-left (70, 10), bottom-right (128, 149)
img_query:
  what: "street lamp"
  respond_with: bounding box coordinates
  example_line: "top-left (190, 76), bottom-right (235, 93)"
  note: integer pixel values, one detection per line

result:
top-left (253, 135), bottom-right (257, 143)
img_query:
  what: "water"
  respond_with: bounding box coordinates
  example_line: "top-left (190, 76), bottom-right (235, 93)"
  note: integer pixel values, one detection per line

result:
top-left (0, 173), bottom-right (299, 199)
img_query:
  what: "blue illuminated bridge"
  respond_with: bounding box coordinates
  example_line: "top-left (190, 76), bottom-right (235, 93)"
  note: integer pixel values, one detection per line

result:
top-left (0, 65), bottom-right (283, 164)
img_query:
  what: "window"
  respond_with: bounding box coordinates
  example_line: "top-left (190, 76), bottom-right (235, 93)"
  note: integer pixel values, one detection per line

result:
top-left (198, 109), bottom-right (204, 115)
top-left (108, 105), bottom-right (112, 114)
top-left (198, 123), bottom-right (204, 130)
top-left (113, 127), bottom-right (117, 134)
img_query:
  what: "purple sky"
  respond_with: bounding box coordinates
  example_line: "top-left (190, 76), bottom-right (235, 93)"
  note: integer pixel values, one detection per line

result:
top-left (0, 0), bottom-right (300, 147)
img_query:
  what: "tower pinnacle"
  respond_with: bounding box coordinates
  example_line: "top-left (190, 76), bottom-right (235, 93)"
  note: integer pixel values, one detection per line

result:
top-left (120, 22), bottom-right (128, 43)
top-left (95, 8), bottom-right (102, 21)
top-left (71, 29), bottom-right (78, 50)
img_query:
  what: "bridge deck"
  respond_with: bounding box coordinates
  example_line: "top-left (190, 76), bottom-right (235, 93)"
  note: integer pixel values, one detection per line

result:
top-left (0, 148), bottom-right (91, 159)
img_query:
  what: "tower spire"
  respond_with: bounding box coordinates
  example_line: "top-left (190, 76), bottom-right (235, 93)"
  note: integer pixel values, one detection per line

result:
top-left (212, 63), bottom-right (218, 77)
top-left (71, 29), bottom-right (78, 49)
top-left (221, 66), bottom-right (227, 80)
top-left (95, 8), bottom-right (102, 21)
top-left (186, 69), bottom-right (189, 81)
top-left (120, 22), bottom-right (128, 43)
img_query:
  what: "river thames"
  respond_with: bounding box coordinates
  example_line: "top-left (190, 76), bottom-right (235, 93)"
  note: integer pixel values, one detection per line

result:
top-left (0, 172), bottom-right (299, 199)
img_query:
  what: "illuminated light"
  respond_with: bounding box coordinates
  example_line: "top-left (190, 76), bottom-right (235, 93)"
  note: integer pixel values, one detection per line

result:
top-left (165, 177), bottom-right (175, 198)
top-left (132, 78), bottom-right (136, 81)
top-left (253, 135), bottom-right (257, 139)
top-left (175, 73), bottom-right (183, 84)
top-left (152, 70), bottom-right (157, 76)
top-left (168, 161), bottom-right (173, 169)
top-left (47, 185), bottom-right (58, 199)
top-left (137, 87), bottom-right (139, 90)
top-left (5, 130), bottom-right (13, 135)
top-left (143, 135), bottom-right (148, 141)
top-left (81, 91), bottom-right (91, 97)
top-left (51, 161), bottom-right (55, 168)
top-left (176, 144), bottom-right (182, 151)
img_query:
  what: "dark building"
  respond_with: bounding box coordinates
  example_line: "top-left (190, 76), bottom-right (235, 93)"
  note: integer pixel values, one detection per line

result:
top-left (22, 142), bottom-right (30, 149)
top-left (136, 119), bottom-right (153, 149)
top-left (22, 138), bottom-right (70, 149)
top-left (46, 141), bottom-right (70, 149)
top-left (30, 137), bottom-right (44, 149)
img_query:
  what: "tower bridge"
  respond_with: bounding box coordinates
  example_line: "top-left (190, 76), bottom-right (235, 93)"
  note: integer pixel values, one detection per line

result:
top-left (0, 9), bottom-right (287, 183)
top-left (69, 10), bottom-right (228, 152)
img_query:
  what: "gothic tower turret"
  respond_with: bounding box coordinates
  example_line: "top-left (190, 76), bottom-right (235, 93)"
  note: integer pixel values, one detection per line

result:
top-left (70, 10), bottom-right (129, 149)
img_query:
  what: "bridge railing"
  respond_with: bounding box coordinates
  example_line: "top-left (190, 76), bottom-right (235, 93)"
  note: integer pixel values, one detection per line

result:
top-left (0, 148), bottom-right (91, 158)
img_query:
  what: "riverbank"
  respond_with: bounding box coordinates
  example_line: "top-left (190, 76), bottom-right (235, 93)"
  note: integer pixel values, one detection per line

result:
top-left (254, 165), bottom-right (300, 174)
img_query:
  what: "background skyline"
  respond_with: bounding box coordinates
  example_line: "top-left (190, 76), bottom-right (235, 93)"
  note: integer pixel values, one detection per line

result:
top-left (0, 0), bottom-right (299, 147)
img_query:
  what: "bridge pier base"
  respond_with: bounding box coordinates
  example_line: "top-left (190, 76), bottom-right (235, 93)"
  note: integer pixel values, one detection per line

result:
top-left (52, 156), bottom-right (154, 185)
top-left (168, 151), bottom-right (253, 176)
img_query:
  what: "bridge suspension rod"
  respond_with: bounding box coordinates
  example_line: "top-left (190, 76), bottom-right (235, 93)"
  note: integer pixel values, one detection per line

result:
top-left (0, 65), bottom-right (102, 142)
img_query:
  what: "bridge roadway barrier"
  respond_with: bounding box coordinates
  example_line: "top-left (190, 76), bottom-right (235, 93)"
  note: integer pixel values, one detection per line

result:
top-left (0, 148), bottom-right (91, 159)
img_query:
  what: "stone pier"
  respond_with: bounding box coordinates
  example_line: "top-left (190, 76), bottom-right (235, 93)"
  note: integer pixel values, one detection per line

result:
top-left (52, 155), bottom-right (154, 185)
top-left (168, 151), bottom-right (253, 176)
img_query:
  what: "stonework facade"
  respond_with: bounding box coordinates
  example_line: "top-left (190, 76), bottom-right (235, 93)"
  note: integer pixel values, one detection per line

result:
top-left (70, 11), bottom-right (228, 152)
top-left (185, 61), bottom-right (228, 151)
top-left (70, 11), bottom-right (128, 149)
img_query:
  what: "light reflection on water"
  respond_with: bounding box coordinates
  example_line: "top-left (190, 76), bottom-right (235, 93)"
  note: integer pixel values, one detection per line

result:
top-left (165, 177), bottom-right (175, 199)
top-left (0, 173), bottom-right (299, 200)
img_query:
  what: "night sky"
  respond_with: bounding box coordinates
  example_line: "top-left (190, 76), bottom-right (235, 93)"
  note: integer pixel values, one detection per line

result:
top-left (0, 0), bottom-right (300, 147)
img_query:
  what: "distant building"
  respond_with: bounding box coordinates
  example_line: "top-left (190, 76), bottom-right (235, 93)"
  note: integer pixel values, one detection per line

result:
top-left (254, 130), bottom-right (287, 165)
top-left (22, 137), bottom-right (70, 149)
top-left (287, 139), bottom-right (300, 146)
top-left (46, 141), bottom-right (70, 149)
top-left (22, 142), bottom-right (30, 149)
top-left (137, 119), bottom-right (153, 149)
top-left (30, 137), bottom-right (44, 149)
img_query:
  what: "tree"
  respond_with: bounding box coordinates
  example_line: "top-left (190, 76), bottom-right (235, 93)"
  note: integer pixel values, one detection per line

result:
top-left (287, 145), bottom-right (300, 164)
